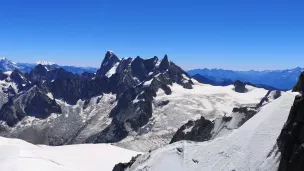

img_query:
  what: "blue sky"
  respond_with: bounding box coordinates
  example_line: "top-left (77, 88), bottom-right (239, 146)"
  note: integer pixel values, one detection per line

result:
top-left (0, 0), bottom-right (303, 70)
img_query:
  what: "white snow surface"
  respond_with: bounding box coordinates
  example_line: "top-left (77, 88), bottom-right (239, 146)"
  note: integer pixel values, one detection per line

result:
top-left (143, 78), bottom-right (153, 87)
top-left (35, 61), bottom-right (55, 65)
top-left (117, 81), bottom-right (272, 152)
top-left (128, 92), bottom-right (296, 171)
top-left (106, 62), bottom-right (120, 77)
top-left (0, 136), bottom-right (141, 171)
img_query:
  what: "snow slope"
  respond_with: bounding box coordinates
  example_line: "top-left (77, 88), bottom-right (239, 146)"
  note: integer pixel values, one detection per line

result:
top-left (127, 92), bottom-right (296, 171)
top-left (0, 136), bottom-right (141, 171)
top-left (116, 79), bottom-right (272, 152)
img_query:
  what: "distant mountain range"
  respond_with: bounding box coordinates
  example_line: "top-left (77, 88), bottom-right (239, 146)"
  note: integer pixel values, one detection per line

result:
top-left (1, 57), bottom-right (302, 90)
top-left (0, 57), bottom-right (98, 74)
top-left (188, 68), bottom-right (304, 90)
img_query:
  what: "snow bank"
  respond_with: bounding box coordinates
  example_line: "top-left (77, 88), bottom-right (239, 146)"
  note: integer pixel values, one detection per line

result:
top-left (106, 62), bottom-right (120, 78)
top-left (0, 137), bottom-right (141, 171)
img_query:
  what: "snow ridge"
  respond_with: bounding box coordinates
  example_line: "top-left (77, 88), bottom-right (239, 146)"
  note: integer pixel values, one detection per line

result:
top-left (128, 92), bottom-right (296, 171)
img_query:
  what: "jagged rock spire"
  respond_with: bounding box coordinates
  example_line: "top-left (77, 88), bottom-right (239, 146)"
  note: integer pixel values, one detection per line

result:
top-left (159, 54), bottom-right (170, 72)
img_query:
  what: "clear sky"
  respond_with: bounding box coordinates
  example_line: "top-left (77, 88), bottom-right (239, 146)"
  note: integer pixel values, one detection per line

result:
top-left (0, 0), bottom-right (303, 70)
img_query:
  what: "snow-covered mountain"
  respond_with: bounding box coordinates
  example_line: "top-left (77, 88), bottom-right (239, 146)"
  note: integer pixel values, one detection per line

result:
top-left (0, 51), bottom-right (275, 153)
top-left (0, 57), bottom-right (98, 74)
top-left (0, 136), bottom-right (140, 171)
top-left (123, 92), bottom-right (296, 171)
top-left (188, 68), bottom-right (304, 90)
top-left (0, 51), bottom-right (303, 171)
top-left (113, 72), bottom-right (304, 171)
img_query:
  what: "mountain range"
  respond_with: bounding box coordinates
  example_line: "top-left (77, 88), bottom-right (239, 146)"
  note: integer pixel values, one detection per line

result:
top-left (0, 57), bottom-right (98, 74)
top-left (0, 51), bottom-right (303, 171)
top-left (1, 57), bottom-right (303, 90)
top-left (188, 67), bottom-right (304, 90)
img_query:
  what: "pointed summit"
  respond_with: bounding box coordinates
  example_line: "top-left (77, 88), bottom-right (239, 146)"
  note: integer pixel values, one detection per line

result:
top-left (159, 54), bottom-right (170, 72)
top-left (10, 69), bottom-right (27, 85)
top-left (97, 51), bottom-right (120, 77)
top-left (101, 50), bottom-right (120, 67)
top-left (293, 72), bottom-right (304, 92)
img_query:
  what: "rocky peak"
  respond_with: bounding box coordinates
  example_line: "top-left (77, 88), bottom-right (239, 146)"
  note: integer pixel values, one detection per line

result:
top-left (97, 51), bottom-right (120, 77)
top-left (10, 69), bottom-right (27, 85)
top-left (159, 54), bottom-right (170, 72)
top-left (0, 86), bottom-right (61, 127)
top-left (234, 80), bottom-right (247, 93)
top-left (33, 64), bottom-right (48, 74)
top-left (0, 58), bottom-right (18, 72)
top-left (29, 64), bottom-right (48, 81)
top-left (131, 56), bottom-right (149, 81)
top-left (143, 56), bottom-right (158, 72)
top-left (293, 71), bottom-right (304, 92)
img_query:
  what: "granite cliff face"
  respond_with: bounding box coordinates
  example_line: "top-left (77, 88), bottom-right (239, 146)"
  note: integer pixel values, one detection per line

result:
top-left (277, 72), bottom-right (304, 171)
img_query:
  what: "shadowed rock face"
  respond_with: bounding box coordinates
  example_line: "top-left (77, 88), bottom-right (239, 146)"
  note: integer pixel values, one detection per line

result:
top-left (0, 86), bottom-right (61, 127)
top-left (159, 54), bottom-right (170, 72)
top-left (0, 70), bottom-right (8, 80)
top-left (112, 155), bottom-right (141, 171)
top-left (277, 94), bottom-right (304, 171)
top-left (170, 116), bottom-right (214, 143)
top-left (96, 50), bottom-right (120, 77)
top-left (29, 64), bottom-right (48, 83)
top-left (277, 73), bottom-right (304, 171)
top-left (234, 80), bottom-right (247, 93)
top-left (293, 72), bottom-right (304, 92)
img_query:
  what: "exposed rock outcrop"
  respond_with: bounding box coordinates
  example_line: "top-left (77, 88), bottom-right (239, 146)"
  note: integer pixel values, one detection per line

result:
top-left (96, 50), bottom-right (120, 77)
top-left (293, 72), bottom-right (304, 92)
top-left (170, 116), bottom-right (214, 143)
top-left (234, 80), bottom-right (247, 93)
top-left (112, 155), bottom-right (141, 171)
top-left (0, 86), bottom-right (61, 126)
top-left (277, 72), bottom-right (304, 171)
top-left (170, 89), bottom-right (281, 144)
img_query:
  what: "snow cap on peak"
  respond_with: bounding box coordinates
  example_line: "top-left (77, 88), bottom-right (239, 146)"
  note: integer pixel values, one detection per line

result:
top-left (105, 50), bottom-right (116, 57)
top-left (0, 57), bottom-right (7, 60)
top-left (36, 61), bottom-right (55, 65)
